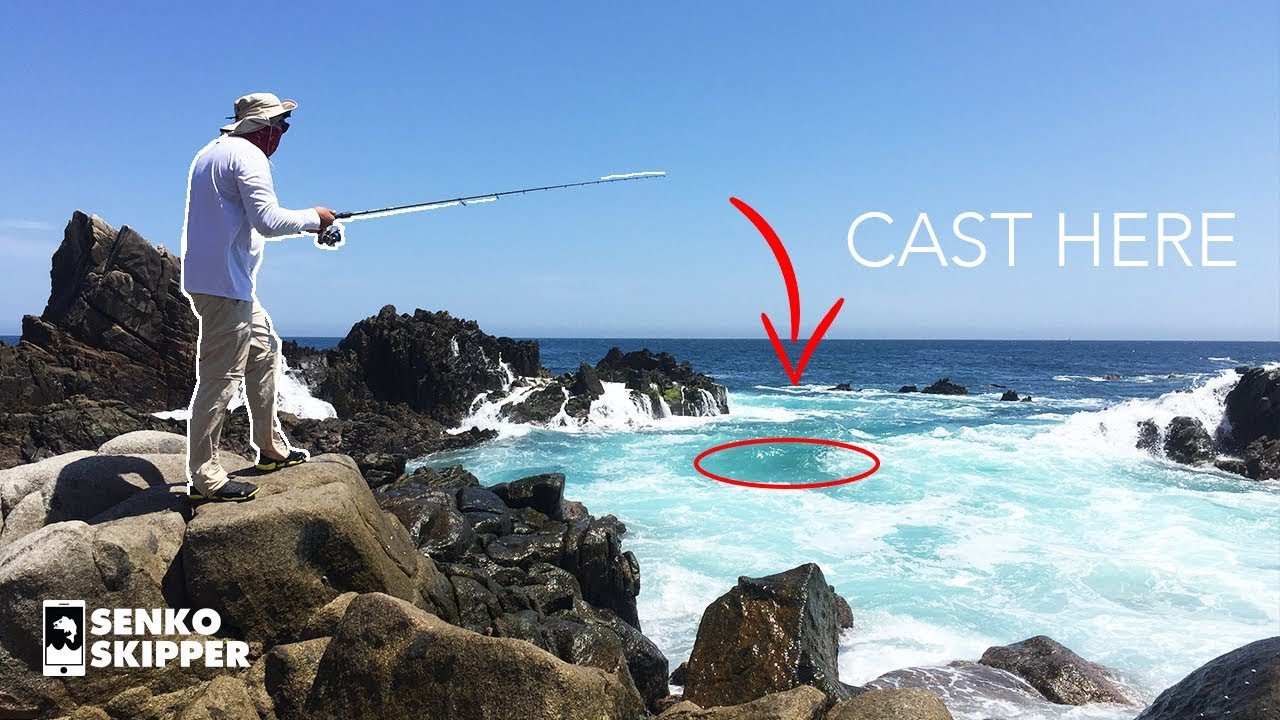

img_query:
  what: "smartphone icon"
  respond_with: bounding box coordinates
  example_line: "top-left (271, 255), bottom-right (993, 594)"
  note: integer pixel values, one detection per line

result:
top-left (43, 600), bottom-right (85, 676)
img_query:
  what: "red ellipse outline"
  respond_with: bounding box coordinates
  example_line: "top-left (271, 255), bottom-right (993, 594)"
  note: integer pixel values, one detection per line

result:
top-left (693, 437), bottom-right (881, 490)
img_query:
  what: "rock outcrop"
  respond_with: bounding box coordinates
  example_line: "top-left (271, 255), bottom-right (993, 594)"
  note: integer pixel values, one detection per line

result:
top-left (921, 378), bottom-right (967, 396)
top-left (1222, 367), bottom-right (1280, 450)
top-left (683, 563), bottom-right (852, 707)
top-left (1134, 636), bottom-right (1279, 720)
top-left (978, 635), bottom-right (1132, 706)
top-left (317, 305), bottom-right (540, 427)
top-left (501, 348), bottom-right (731, 424)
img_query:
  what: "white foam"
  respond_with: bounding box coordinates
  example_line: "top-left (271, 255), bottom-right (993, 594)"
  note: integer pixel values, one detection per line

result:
top-left (1043, 368), bottom-right (1261, 460)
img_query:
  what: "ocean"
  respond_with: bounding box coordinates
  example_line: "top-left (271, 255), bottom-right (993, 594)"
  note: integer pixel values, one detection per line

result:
top-left (428, 339), bottom-right (1280, 720)
top-left (9, 334), bottom-right (1279, 718)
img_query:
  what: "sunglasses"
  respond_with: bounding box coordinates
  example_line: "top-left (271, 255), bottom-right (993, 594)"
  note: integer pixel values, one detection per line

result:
top-left (272, 118), bottom-right (290, 134)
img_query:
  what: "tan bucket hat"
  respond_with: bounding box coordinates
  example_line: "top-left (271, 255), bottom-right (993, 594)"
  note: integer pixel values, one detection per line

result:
top-left (220, 92), bottom-right (298, 136)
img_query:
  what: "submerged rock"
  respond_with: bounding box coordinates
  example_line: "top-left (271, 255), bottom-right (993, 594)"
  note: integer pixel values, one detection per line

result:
top-left (1135, 636), bottom-right (1279, 720)
top-left (684, 563), bottom-right (851, 707)
top-left (978, 635), bottom-right (1132, 706)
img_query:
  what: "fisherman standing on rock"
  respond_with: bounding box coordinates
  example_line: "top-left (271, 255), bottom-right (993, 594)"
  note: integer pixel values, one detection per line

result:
top-left (179, 92), bottom-right (335, 502)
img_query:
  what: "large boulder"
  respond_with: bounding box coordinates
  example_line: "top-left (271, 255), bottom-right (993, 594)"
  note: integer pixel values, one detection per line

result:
top-left (1222, 367), bottom-right (1280, 450)
top-left (684, 563), bottom-right (850, 707)
top-left (978, 635), bottom-right (1132, 705)
top-left (0, 505), bottom-right (194, 715)
top-left (1135, 636), bottom-right (1280, 720)
top-left (657, 685), bottom-right (827, 719)
top-left (0, 452), bottom-right (193, 550)
top-left (304, 592), bottom-right (645, 720)
top-left (828, 688), bottom-right (953, 720)
top-left (1162, 416), bottom-right (1214, 466)
top-left (181, 454), bottom-right (455, 645)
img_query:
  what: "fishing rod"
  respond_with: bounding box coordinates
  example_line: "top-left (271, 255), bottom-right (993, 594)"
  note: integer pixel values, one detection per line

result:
top-left (316, 171), bottom-right (665, 248)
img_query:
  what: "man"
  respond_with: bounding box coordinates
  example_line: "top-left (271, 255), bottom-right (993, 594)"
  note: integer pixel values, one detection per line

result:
top-left (180, 92), bottom-right (336, 501)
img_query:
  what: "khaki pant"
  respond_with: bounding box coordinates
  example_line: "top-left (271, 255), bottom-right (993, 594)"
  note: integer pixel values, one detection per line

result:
top-left (186, 293), bottom-right (292, 494)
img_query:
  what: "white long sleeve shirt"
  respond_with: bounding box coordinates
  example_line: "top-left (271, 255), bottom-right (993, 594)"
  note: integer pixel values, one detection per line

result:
top-left (181, 135), bottom-right (320, 301)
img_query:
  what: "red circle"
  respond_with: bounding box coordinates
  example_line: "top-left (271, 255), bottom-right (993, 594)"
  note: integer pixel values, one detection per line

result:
top-left (693, 437), bottom-right (881, 490)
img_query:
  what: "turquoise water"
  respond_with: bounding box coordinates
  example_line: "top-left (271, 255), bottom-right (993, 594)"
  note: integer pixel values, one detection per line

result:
top-left (411, 341), bottom-right (1279, 719)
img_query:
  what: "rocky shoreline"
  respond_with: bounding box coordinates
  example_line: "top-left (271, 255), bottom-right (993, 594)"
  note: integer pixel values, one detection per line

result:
top-left (0, 213), bottom-right (1276, 718)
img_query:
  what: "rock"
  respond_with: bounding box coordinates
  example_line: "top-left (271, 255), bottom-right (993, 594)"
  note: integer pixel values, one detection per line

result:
top-left (181, 454), bottom-right (453, 645)
top-left (1104, 373), bottom-right (1121, 381)
top-left (830, 383), bottom-right (854, 392)
top-left (657, 685), bottom-right (827, 719)
top-left (1223, 367), bottom-right (1280, 450)
top-left (1214, 457), bottom-right (1250, 477)
top-left (304, 592), bottom-right (645, 720)
top-left (897, 386), bottom-right (917, 393)
top-left (0, 507), bottom-right (194, 713)
top-left (317, 305), bottom-right (540, 427)
top-left (1162, 416), bottom-right (1214, 465)
top-left (0, 213), bottom-right (197, 415)
top-left (1236, 365), bottom-right (1251, 375)
top-left (403, 464), bottom-right (480, 489)
top-left (0, 397), bottom-right (177, 471)
top-left (579, 603), bottom-right (670, 712)
top-left (174, 677), bottom-right (257, 720)
top-left (1136, 419), bottom-right (1162, 454)
top-left (1134, 636), bottom-right (1279, 720)
top-left (595, 347), bottom-right (729, 417)
top-left (569, 362), bottom-right (605, 399)
top-left (921, 378), bottom-right (967, 395)
top-left (97, 430), bottom-right (187, 455)
top-left (1245, 437), bottom-right (1280, 480)
top-left (506, 383), bottom-right (568, 424)
top-left (1020, 395), bottom-right (1032, 402)
top-left (0, 452), bottom-right (194, 549)
top-left (684, 563), bottom-right (848, 707)
top-left (828, 688), bottom-right (953, 719)
top-left (262, 637), bottom-right (331, 720)
top-left (491, 473), bottom-right (565, 520)
top-left (833, 589), bottom-right (854, 630)
top-left (300, 592), bottom-right (357, 641)
top-left (866, 661), bottom-right (1053, 718)
top-left (671, 662), bottom-right (689, 686)
top-left (999, 390), bottom-right (1019, 401)
top-left (978, 635), bottom-right (1132, 705)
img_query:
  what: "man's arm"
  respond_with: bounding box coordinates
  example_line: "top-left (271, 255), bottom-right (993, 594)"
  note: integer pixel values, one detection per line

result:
top-left (232, 147), bottom-right (322, 237)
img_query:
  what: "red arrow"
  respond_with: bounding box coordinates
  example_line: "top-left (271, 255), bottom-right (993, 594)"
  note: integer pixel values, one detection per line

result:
top-left (731, 197), bottom-right (845, 386)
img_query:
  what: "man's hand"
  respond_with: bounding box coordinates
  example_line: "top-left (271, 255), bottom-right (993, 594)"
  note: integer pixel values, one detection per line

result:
top-left (313, 207), bottom-right (336, 233)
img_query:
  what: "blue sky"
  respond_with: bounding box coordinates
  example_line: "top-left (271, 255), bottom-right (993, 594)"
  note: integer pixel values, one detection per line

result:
top-left (1, 1), bottom-right (1276, 340)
